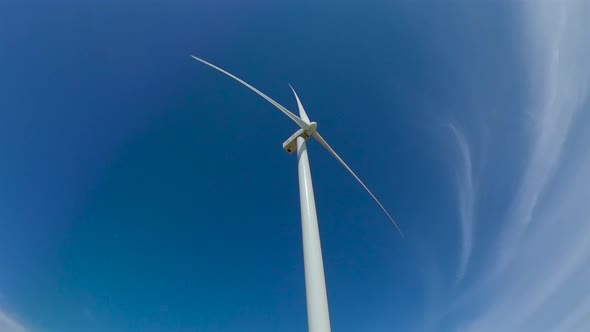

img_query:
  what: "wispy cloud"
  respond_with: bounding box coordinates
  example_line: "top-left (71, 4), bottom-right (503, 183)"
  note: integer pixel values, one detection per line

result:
top-left (448, 124), bottom-right (476, 282)
top-left (0, 308), bottom-right (28, 332)
top-left (491, 0), bottom-right (590, 279)
top-left (435, 0), bottom-right (590, 331)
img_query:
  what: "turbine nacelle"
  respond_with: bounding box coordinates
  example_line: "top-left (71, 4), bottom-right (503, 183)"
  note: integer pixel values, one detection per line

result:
top-left (283, 122), bottom-right (317, 154)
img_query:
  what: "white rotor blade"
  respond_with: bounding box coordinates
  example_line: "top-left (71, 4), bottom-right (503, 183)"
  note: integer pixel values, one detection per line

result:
top-left (288, 84), bottom-right (310, 122)
top-left (312, 132), bottom-right (404, 237)
top-left (191, 55), bottom-right (310, 130)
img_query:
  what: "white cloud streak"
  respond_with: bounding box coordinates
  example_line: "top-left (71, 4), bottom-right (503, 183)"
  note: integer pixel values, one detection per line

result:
top-left (491, 0), bottom-right (590, 278)
top-left (439, 0), bottom-right (590, 331)
top-left (0, 308), bottom-right (27, 332)
top-left (448, 124), bottom-right (475, 282)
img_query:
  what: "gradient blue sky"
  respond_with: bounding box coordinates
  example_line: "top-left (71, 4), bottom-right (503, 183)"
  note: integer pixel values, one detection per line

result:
top-left (1, 1), bottom-right (589, 332)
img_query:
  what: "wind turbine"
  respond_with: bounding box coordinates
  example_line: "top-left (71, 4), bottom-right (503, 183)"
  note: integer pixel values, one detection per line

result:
top-left (191, 55), bottom-right (403, 332)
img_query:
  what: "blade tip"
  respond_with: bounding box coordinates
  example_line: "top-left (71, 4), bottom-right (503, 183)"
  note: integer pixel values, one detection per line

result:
top-left (288, 83), bottom-right (298, 96)
top-left (396, 225), bottom-right (405, 238)
top-left (190, 55), bottom-right (203, 62)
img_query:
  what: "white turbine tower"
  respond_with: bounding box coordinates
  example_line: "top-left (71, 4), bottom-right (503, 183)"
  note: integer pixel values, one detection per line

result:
top-left (191, 55), bottom-right (403, 332)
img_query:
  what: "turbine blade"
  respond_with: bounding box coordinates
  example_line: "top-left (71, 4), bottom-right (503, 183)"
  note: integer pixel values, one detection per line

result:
top-left (191, 55), bottom-right (310, 130)
top-left (288, 84), bottom-right (310, 122)
top-left (312, 132), bottom-right (404, 237)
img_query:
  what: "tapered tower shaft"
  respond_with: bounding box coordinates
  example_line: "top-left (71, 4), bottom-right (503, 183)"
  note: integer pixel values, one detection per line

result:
top-left (297, 109), bottom-right (331, 332)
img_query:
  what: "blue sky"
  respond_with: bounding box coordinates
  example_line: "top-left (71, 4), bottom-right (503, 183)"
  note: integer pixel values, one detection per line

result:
top-left (1, 1), bottom-right (589, 331)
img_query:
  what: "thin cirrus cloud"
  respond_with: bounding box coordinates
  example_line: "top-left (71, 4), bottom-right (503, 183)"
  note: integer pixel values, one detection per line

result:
top-left (0, 308), bottom-right (27, 332)
top-left (448, 123), bottom-right (476, 283)
top-left (443, 1), bottom-right (590, 331)
top-left (491, 0), bottom-right (590, 280)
